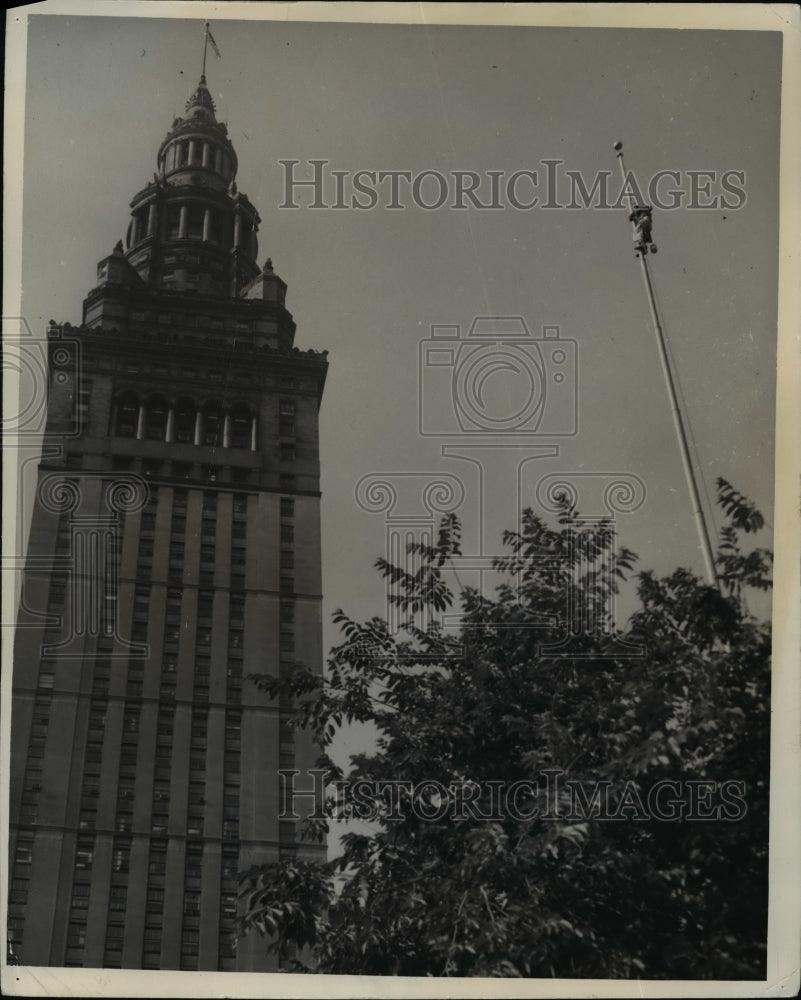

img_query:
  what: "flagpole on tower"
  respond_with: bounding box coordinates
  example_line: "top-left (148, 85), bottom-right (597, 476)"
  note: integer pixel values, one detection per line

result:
top-left (613, 140), bottom-right (720, 591)
top-left (202, 21), bottom-right (221, 77)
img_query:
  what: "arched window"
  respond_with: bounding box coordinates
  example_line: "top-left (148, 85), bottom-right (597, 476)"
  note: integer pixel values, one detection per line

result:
top-left (230, 404), bottom-right (251, 449)
top-left (145, 397), bottom-right (168, 441)
top-left (202, 402), bottom-right (223, 447)
top-left (174, 398), bottom-right (196, 444)
top-left (115, 393), bottom-right (139, 438)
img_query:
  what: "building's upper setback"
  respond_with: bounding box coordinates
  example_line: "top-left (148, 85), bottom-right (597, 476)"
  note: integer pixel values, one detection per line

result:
top-left (50, 72), bottom-right (328, 493)
top-left (87, 73), bottom-right (301, 317)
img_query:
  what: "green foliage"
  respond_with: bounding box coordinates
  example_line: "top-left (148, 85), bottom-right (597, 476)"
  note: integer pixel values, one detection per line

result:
top-left (242, 481), bottom-right (771, 978)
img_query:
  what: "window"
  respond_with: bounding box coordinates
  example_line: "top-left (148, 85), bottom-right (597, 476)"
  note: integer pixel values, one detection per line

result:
top-left (202, 404), bottom-right (223, 446)
top-left (280, 443), bottom-right (296, 462)
top-left (9, 880), bottom-right (29, 906)
top-left (112, 842), bottom-right (131, 873)
top-left (186, 206), bottom-right (204, 241)
top-left (144, 925), bottom-right (163, 945)
top-left (167, 402), bottom-right (195, 448)
top-left (67, 923), bottom-right (87, 949)
top-left (167, 205), bottom-right (181, 238)
top-left (206, 210), bottom-right (221, 243)
top-left (146, 888), bottom-right (164, 912)
top-left (15, 839), bottom-right (33, 866)
top-left (146, 398), bottom-right (168, 441)
top-left (116, 393), bottom-right (139, 438)
top-left (231, 406), bottom-right (251, 448)
top-left (75, 838), bottom-right (94, 871)
top-left (109, 889), bottom-right (127, 912)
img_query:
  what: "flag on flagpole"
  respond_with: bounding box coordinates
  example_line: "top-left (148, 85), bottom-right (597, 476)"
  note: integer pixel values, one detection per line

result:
top-left (207, 27), bottom-right (221, 60)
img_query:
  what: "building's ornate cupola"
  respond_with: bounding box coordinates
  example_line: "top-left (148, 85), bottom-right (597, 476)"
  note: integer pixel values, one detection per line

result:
top-left (112, 73), bottom-right (263, 298)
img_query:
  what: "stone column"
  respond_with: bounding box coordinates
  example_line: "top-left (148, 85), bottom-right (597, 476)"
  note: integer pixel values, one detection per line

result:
top-left (202, 142), bottom-right (210, 168)
top-left (188, 140), bottom-right (197, 166)
top-left (165, 407), bottom-right (175, 444)
top-left (179, 205), bottom-right (188, 239)
top-left (194, 412), bottom-right (203, 446)
top-left (250, 416), bottom-right (258, 451)
top-left (147, 203), bottom-right (157, 237)
top-left (223, 413), bottom-right (232, 448)
top-left (233, 211), bottom-right (242, 248)
top-left (136, 404), bottom-right (146, 441)
top-left (202, 209), bottom-right (212, 243)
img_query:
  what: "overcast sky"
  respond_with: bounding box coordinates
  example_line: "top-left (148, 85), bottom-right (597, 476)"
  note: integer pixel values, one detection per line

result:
top-left (16, 9), bottom-right (781, 659)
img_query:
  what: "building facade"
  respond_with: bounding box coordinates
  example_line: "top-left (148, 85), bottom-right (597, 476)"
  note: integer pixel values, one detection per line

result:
top-left (8, 74), bottom-right (328, 970)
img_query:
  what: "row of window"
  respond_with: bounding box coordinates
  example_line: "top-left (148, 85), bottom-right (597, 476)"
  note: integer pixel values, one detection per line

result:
top-left (162, 136), bottom-right (234, 178)
top-left (20, 485), bottom-right (292, 966)
top-left (113, 394), bottom-right (260, 447)
top-left (112, 455), bottom-right (262, 487)
top-left (217, 504), bottom-right (243, 968)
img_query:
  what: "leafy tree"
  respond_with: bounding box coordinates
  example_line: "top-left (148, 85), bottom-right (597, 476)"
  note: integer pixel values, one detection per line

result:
top-left (241, 478), bottom-right (771, 978)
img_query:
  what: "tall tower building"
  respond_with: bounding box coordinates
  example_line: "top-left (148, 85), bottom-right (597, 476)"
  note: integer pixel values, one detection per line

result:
top-left (8, 73), bottom-right (328, 971)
